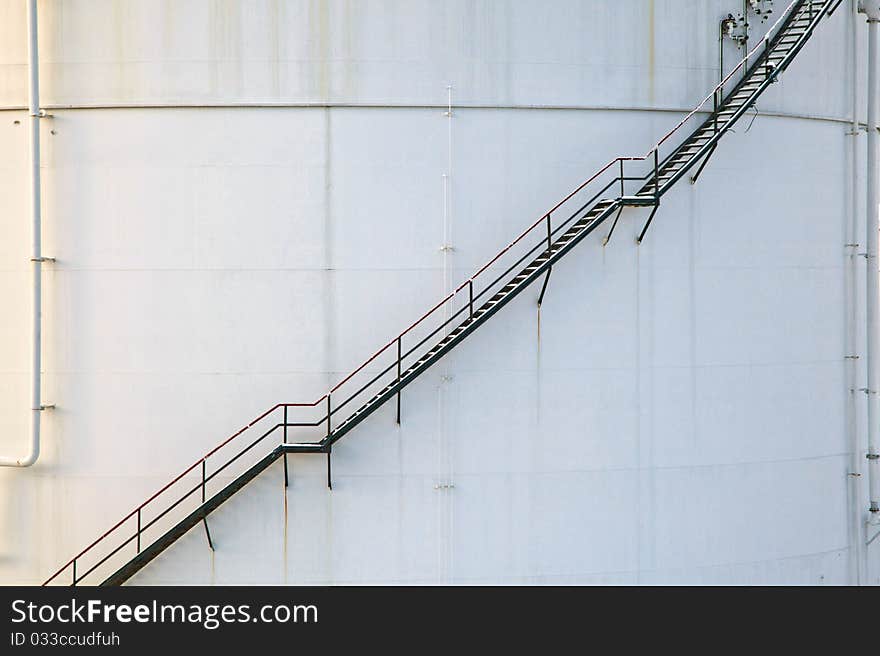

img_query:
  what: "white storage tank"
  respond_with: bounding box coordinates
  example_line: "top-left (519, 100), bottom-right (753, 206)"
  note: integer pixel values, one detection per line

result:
top-left (0, 0), bottom-right (876, 584)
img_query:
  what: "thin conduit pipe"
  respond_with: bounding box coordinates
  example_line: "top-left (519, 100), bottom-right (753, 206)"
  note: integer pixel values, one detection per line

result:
top-left (849, 0), bottom-right (866, 584)
top-left (846, 0), bottom-right (867, 585)
top-left (1, 0), bottom-right (44, 468)
top-left (861, 0), bottom-right (880, 515)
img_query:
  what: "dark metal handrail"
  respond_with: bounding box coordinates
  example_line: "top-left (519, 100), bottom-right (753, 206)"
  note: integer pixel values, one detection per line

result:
top-left (44, 0), bottom-right (831, 586)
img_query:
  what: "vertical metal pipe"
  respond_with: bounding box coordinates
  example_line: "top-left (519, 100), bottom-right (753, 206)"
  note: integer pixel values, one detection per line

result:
top-left (1, 0), bottom-right (42, 468)
top-left (27, 0), bottom-right (41, 467)
top-left (863, 1), bottom-right (880, 516)
top-left (849, 0), bottom-right (867, 586)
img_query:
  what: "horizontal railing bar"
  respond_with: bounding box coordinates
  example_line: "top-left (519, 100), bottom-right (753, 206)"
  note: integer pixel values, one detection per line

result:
top-left (140, 482), bottom-right (202, 534)
top-left (204, 424), bottom-right (282, 483)
top-left (329, 361), bottom-right (402, 417)
top-left (76, 530), bottom-right (139, 584)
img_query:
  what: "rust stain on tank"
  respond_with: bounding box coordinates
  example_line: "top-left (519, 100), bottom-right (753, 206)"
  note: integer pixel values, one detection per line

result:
top-left (282, 482), bottom-right (288, 584)
top-left (308, 0), bottom-right (330, 101)
top-left (340, 0), bottom-right (355, 98)
top-left (208, 0), bottom-right (244, 98)
top-left (112, 0), bottom-right (124, 100)
top-left (269, 0), bottom-right (281, 98)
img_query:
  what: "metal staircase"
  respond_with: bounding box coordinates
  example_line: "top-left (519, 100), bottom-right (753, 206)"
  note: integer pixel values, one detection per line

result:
top-left (43, 0), bottom-right (840, 586)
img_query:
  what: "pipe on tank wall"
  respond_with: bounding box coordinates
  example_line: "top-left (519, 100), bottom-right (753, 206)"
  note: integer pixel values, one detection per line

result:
top-left (848, 0), bottom-right (866, 585)
top-left (0, 0), bottom-right (45, 468)
top-left (860, 0), bottom-right (880, 517)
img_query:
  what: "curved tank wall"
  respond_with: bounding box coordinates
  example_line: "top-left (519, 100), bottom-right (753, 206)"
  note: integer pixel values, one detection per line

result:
top-left (0, 0), bottom-right (875, 584)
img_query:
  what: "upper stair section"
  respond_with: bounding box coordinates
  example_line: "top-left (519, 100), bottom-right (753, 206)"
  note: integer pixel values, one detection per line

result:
top-left (42, 0), bottom-right (840, 587)
top-left (634, 0), bottom-right (834, 200)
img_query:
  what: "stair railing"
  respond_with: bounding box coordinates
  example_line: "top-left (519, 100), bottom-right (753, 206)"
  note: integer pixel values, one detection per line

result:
top-left (45, 0), bottom-right (833, 586)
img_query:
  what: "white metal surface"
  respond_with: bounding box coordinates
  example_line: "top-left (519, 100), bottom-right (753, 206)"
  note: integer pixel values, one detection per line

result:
top-left (0, 0), bottom-right (876, 584)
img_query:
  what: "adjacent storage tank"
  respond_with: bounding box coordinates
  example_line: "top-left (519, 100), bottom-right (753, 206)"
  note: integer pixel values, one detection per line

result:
top-left (0, 0), bottom-right (875, 584)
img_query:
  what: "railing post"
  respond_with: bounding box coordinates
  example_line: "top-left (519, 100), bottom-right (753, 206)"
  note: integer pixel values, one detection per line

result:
top-left (713, 90), bottom-right (719, 133)
top-left (136, 508), bottom-right (141, 554)
top-left (396, 338), bottom-right (402, 425)
top-left (282, 405), bottom-right (289, 487)
top-left (326, 394), bottom-right (332, 438)
top-left (619, 159), bottom-right (624, 198)
top-left (326, 446), bottom-right (332, 490)
top-left (201, 459), bottom-right (206, 504)
top-left (468, 280), bottom-right (474, 319)
top-left (654, 148), bottom-right (660, 199)
top-left (72, 559), bottom-right (76, 586)
top-left (545, 214), bottom-right (552, 252)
